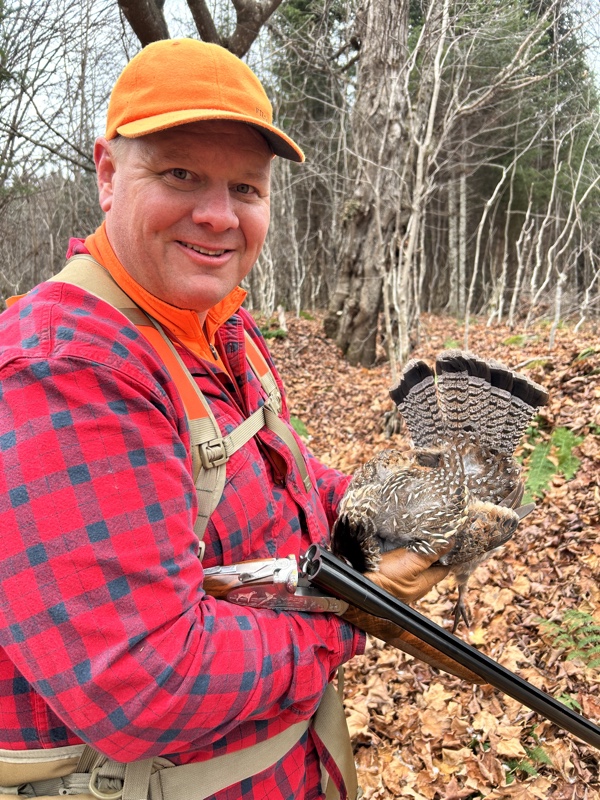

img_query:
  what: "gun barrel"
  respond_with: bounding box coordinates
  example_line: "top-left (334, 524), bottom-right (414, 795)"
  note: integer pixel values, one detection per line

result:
top-left (302, 545), bottom-right (600, 752)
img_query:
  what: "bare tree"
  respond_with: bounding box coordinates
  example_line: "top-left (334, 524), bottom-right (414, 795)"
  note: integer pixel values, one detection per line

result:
top-left (2, 0), bottom-right (599, 338)
top-left (323, 0), bottom-right (411, 370)
top-left (0, 0), bottom-right (126, 297)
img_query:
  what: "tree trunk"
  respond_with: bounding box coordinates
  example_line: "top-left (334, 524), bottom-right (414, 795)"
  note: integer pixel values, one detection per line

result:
top-left (324, 0), bottom-right (410, 367)
top-left (447, 173), bottom-right (458, 315)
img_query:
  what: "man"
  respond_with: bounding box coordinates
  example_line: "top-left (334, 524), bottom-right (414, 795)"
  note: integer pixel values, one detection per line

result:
top-left (0, 39), bottom-right (450, 799)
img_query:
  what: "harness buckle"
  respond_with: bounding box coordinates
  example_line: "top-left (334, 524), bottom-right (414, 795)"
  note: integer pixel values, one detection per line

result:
top-left (267, 389), bottom-right (282, 416)
top-left (88, 767), bottom-right (123, 800)
top-left (199, 438), bottom-right (229, 469)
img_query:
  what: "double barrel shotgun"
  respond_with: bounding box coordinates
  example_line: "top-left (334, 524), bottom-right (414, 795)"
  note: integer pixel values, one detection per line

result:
top-left (203, 546), bottom-right (600, 751)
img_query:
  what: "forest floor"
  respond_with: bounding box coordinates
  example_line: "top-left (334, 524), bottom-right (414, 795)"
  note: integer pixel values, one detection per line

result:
top-left (265, 311), bottom-right (600, 799)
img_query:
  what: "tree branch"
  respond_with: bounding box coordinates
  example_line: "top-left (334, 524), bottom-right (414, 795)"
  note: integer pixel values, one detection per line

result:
top-left (3, 125), bottom-right (95, 173)
top-left (117, 0), bottom-right (169, 47)
top-left (228, 0), bottom-right (284, 57)
top-left (186, 0), bottom-right (223, 46)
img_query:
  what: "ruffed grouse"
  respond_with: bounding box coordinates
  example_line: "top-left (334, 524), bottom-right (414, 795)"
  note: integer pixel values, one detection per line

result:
top-left (331, 351), bottom-right (549, 631)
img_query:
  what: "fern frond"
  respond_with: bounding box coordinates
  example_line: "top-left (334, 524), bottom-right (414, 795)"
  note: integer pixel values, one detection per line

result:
top-left (525, 746), bottom-right (553, 766)
top-left (537, 608), bottom-right (600, 670)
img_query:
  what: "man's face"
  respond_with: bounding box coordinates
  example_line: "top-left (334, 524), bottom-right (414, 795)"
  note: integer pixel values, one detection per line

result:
top-left (94, 121), bottom-right (272, 318)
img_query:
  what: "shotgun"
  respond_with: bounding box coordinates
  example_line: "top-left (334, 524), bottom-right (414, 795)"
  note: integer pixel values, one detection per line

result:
top-left (203, 546), bottom-right (600, 751)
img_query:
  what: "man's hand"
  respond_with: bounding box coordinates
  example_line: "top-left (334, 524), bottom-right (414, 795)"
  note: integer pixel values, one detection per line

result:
top-left (339, 542), bottom-right (484, 683)
top-left (365, 545), bottom-right (451, 604)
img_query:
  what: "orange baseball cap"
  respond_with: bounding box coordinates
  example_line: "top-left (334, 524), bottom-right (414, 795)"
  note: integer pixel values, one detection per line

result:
top-left (105, 38), bottom-right (304, 162)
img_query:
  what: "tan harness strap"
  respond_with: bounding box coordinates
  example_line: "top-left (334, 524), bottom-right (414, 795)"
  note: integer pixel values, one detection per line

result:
top-left (314, 680), bottom-right (357, 800)
top-left (150, 719), bottom-right (312, 799)
top-left (52, 255), bottom-right (313, 548)
top-left (131, 316), bottom-right (227, 550)
top-left (241, 337), bottom-right (312, 490)
top-left (264, 407), bottom-right (313, 491)
top-left (69, 717), bottom-right (311, 800)
top-left (0, 744), bottom-right (84, 786)
top-left (243, 333), bottom-right (282, 412)
top-left (71, 684), bottom-right (353, 800)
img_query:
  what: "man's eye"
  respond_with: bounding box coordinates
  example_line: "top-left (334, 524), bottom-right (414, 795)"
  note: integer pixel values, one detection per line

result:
top-left (171, 168), bottom-right (191, 181)
top-left (235, 184), bottom-right (255, 195)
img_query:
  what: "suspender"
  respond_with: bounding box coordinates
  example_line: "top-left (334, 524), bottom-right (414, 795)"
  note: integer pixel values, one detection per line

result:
top-left (50, 255), bottom-right (312, 554)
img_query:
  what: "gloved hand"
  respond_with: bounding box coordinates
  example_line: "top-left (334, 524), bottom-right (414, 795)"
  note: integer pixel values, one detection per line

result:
top-left (341, 543), bottom-right (485, 683)
top-left (364, 546), bottom-right (452, 604)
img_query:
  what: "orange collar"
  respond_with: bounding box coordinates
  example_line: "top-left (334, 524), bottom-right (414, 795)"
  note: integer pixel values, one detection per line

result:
top-left (85, 222), bottom-right (246, 362)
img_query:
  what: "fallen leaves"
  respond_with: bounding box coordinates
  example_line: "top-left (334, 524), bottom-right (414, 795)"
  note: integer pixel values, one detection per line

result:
top-left (268, 312), bottom-right (600, 798)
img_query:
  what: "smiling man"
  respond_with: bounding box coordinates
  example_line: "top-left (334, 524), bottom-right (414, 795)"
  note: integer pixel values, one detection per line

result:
top-left (96, 121), bottom-right (272, 314)
top-left (0, 39), bottom-right (451, 800)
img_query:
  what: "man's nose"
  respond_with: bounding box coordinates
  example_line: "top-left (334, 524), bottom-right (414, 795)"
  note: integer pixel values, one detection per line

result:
top-left (191, 185), bottom-right (239, 231)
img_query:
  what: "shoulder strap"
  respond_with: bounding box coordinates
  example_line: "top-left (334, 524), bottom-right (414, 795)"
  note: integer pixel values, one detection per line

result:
top-left (52, 255), bottom-right (312, 554)
top-left (244, 333), bottom-right (282, 413)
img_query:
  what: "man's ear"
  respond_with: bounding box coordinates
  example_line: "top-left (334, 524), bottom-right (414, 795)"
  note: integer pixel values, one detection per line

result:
top-left (94, 137), bottom-right (117, 213)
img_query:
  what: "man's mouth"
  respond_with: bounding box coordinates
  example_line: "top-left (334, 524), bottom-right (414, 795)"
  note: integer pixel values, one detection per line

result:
top-left (179, 241), bottom-right (228, 256)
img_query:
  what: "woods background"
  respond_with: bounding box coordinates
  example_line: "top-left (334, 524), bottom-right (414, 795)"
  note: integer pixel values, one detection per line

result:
top-left (1, 0), bottom-right (599, 373)
top-left (2, 1), bottom-right (600, 796)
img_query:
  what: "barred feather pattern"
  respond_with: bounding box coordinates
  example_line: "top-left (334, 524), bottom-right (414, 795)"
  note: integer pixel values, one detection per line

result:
top-left (485, 360), bottom-right (515, 436)
top-left (332, 349), bottom-right (549, 630)
top-left (391, 360), bottom-right (445, 447)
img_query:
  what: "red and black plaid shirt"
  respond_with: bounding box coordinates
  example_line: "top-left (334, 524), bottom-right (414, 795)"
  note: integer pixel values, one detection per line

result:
top-left (0, 249), bottom-right (363, 799)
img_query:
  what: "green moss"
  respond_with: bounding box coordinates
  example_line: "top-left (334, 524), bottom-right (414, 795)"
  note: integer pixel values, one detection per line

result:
top-left (260, 328), bottom-right (288, 340)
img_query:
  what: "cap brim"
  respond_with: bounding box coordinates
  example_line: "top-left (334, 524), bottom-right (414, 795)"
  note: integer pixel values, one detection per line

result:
top-left (116, 109), bottom-right (305, 163)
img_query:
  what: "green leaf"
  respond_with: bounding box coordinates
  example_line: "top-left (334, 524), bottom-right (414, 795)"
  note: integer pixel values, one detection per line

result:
top-left (551, 427), bottom-right (583, 481)
top-left (503, 334), bottom-right (528, 346)
top-left (507, 758), bottom-right (538, 777)
top-left (557, 693), bottom-right (582, 711)
top-left (524, 441), bottom-right (554, 500)
top-left (290, 416), bottom-right (309, 437)
top-left (502, 334), bottom-right (539, 346)
top-left (564, 610), bottom-right (586, 623)
top-left (565, 650), bottom-right (588, 661)
top-left (574, 347), bottom-right (598, 361)
top-left (553, 633), bottom-right (575, 646)
top-left (525, 746), bottom-right (553, 766)
top-left (523, 427), bottom-right (583, 501)
top-left (538, 607), bottom-right (600, 671)
top-left (577, 635), bottom-right (600, 647)
top-left (522, 358), bottom-right (551, 369)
